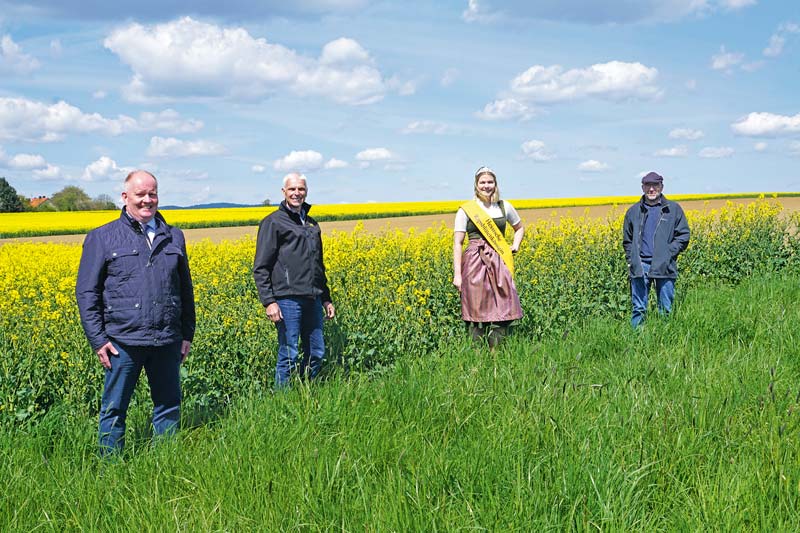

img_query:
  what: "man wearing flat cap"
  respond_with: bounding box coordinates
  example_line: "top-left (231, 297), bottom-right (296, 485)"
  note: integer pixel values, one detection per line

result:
top-left (622, 172), bottom-right (690, 327)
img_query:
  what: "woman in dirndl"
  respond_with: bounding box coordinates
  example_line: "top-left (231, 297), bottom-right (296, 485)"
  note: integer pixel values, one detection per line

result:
top-left (453, 166), bottom-right (524, 347)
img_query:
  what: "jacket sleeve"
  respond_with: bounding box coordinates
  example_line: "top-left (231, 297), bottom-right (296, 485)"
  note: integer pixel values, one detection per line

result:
top-left (669, 204), bottom-right (691, 256)
top-left (318, 234), bottom-right (332, 304)
top-left (621, 208), bottom-right (634, 265)
top-left (253, 216), bottom-right (279, 306)
top-left (75, 231), bottom-right (109, 350)
top-left (178, 233), bottom-right (196, 342)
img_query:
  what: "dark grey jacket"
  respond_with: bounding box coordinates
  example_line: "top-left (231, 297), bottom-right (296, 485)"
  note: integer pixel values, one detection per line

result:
top-left (253, 201), bottom-right (332, 307)
top-left (622, 195), bottom-right (690, 279)
top-left (76, 209), bottom-right (196, 350)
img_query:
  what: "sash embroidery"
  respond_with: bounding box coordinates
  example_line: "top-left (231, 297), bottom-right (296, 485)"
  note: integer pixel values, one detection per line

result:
top-left (460, 200), bottom-right (514, 277)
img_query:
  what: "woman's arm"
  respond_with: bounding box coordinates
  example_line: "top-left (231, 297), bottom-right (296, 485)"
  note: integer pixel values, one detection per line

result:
top-left (453, 230), bottom-right (466, 291)
top-left (510, 221), bottom-right (524, 253)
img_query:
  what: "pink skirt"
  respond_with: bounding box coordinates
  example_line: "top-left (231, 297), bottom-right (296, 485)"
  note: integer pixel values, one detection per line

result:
top-left (460, 239), bottom-right (523, 323)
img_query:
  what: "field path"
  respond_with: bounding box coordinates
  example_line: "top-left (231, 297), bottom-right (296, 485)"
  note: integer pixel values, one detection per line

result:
top-left (3, 197), bottom-right (797, 245)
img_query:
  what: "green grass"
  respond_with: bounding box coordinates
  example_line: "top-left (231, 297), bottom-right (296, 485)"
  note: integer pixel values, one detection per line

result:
top-left (3, 274), bottom-right (800, 530)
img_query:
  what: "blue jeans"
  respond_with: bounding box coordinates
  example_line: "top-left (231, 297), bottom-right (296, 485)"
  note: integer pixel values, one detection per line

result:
top-left (98, 341), bottom-right (182, 455)
top-left (630, 261), bottom-right (675, 328)
top-left (275, 296), bottom-right (325, 387)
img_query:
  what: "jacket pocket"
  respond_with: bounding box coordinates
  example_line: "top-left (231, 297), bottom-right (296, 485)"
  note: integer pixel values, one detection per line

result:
top-left (104, 296), bottom-right (142, 339)
top-left (106, 248), bottom-right (141, 281)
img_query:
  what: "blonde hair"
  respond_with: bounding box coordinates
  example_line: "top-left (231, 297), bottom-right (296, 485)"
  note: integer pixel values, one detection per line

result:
top-left (473, 166), bottom-right (500, 203)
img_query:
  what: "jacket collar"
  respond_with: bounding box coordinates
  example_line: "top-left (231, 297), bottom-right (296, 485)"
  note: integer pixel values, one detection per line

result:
top-left (639, 194), bottom-right (671, 212)
top-left (120, 207), bottom-right (168, 234)
top-left (279, 200), bottom-right (312, 222)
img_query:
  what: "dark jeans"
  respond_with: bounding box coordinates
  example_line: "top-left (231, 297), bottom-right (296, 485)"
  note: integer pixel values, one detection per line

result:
top-left (98, 340), bottom-right (182, 455)
top-left (630, 261), bottom-right (675, 328)
top-left (275, 296), bottom-right (325, 387)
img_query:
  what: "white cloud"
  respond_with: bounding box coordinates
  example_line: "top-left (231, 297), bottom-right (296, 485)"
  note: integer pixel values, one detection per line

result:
top-left (711, 46), bottom-right (744, 71)
top-left (669, 128), bottom-right (704, 140)
top-left (324, 158), bottom-right (348, 169)
top-left (8, 153), bottom-right (47, 169)
top-left (104, 17), bottom-right (392, 105)
top-left (510, 61), bottom-right (660, 103)
top-left (699, 146), bottom-right (734, 158)
top-left (81, 156), bottom-right (132, 181)
top-left (49, 39), bottom-right (62, 57)
top-left (147, 136), bottom-right (227, 158)
top-left (355, 147), bottom-right (396, 168)
top-left (731, 112), bottom-right (800, 137)
top-left (92, 90), bottom-right (107, 100)
top-left (402, 120), bottom-right (454, 135)
top-left (137, 109), bottom-right (203, 133)
top-left (32, 164), bottom-right (63, 180)
top-left (386, 76), bottom-right (417, 96)
top-left (754, 142), bottom-right (767, 152)
top-left (461, 0), bottom-right (723, 25)
top-left (476, 98), bottom-right (536, 121)
top-left (764, 22), bottom-right (800, 57)
top-left (0, 34), bottom-right (40, 75)
top-left (0, 97), bottom-right (203, 142)
top-left (441, 68), bottom-right (459, 87)
top-left (273, 150), bottom-right (324, 172)
top-left (578, 159), bottom-right (609, 172)
top-left (654, 145), bottom-right (689, 157)
top-left (718, 0), bottom-right (756, 9)
top-left (356, 147), bottom-right (394, 161)
top-left (251, 164), bottom-right (266, 173)
top-left (520, 139), bottom-right (554, 161)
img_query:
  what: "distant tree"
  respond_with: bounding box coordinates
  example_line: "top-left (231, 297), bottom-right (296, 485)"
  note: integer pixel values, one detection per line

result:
top-left (49, 186), bottom-right (93, 211)
top-left (262, 198), bottom-right (271, 206)
top-left (0, 177), bottom-right (24, 213)
top-left (16, 194), bottom-right (34, 212)
top-left (91, 193), bottom-right (117, 210)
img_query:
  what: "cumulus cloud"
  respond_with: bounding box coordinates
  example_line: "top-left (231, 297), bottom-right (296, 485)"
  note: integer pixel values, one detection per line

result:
top-left (731, 112), bottom-right (800, 137)
top-left (478, 61), bottom-right (660, 121)
top-left (355, 147), bottom-right (396, 168)
top-left (669, 128), bottom-right (704, 140)
top-left (104, 17), bottom-right (393, 105)
top-left (0, 34), bottom-right (40, 75)
top-left (476, 98), bottom-right (537, 121)
top-left (147, 136), bottom-right (227, 158)
top-left (711, 46), bottom-right (744, 71)
top-left (324, 158), bottom-right (348, 169)
top-left (273, 150), bottom-right (324, 172)
top-left (520, 139), bottom-right (554, 161)
top-left (0, 97), bottom-right (203, 142)
top-left (754, 142), bottom-right (767, 152)
top-left (81, 156), bottom-right (132, 181)
top-left (32, 164), bottom-right (63, 180)
top-left (764, 22), bottom-right (800, 57)
top-left (654, 145), bottom-right (689, 157)
top-left (578, 159), bottom-right (609, 172)
top-left (461, 0), bottom-right (746, 25)
top-left (7, 153), bottom-right (47, 169)
top-left (699, 146), bottom-right (734, 158)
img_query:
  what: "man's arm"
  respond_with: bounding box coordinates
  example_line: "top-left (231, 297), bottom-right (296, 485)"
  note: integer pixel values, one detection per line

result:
top-left (253, 216), bottom-right (279, 306)
top-left (75, 231), bottom-right (110, 351)
top-left (621, 208), bottom-right (634, 264)
top-left (177, 233), bottom-right (196, 344)
top-left (670, 205), bottom-right (691, 256)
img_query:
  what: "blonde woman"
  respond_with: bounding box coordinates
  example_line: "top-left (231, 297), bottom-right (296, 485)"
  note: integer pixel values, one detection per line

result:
top-left (453, 166), bottom-right (524, 347)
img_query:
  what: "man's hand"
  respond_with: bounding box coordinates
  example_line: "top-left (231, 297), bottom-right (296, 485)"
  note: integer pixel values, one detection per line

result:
top-left (323, 301), bottom-right (335, 320)
top-left (96, 342), bottom-right (118, 370)
top-left (180, 340), bottom-right (192, 364)
top-left (265, 302), bottom-right (283, 323)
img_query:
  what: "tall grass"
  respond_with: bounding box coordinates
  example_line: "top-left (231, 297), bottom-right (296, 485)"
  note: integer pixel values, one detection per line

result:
top-left (3, 273), bottom-right (800, 530)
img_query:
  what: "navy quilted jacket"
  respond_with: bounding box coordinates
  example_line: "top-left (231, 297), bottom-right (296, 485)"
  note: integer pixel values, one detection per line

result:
top-left (76, 209), bottom-right (196, 350)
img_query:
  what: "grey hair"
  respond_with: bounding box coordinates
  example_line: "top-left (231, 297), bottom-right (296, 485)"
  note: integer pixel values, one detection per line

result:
top-left (282, 172), bottom-right (308, 188)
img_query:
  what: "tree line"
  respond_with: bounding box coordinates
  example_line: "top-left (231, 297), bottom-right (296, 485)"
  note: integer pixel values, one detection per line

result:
top-left (0, 177), bottom-right (116, 213)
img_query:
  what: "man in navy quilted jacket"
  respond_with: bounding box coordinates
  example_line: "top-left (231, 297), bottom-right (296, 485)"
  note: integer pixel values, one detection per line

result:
top-left (76, 170), bottom-right (195, 455)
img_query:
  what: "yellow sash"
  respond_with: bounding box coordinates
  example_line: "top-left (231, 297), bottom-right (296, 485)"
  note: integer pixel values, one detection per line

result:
top-left (460, 200), bottom-right (514, 276)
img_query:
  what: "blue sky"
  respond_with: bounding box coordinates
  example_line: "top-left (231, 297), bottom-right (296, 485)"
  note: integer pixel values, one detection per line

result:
top-left (0, 0), bottom-right (798, 206)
